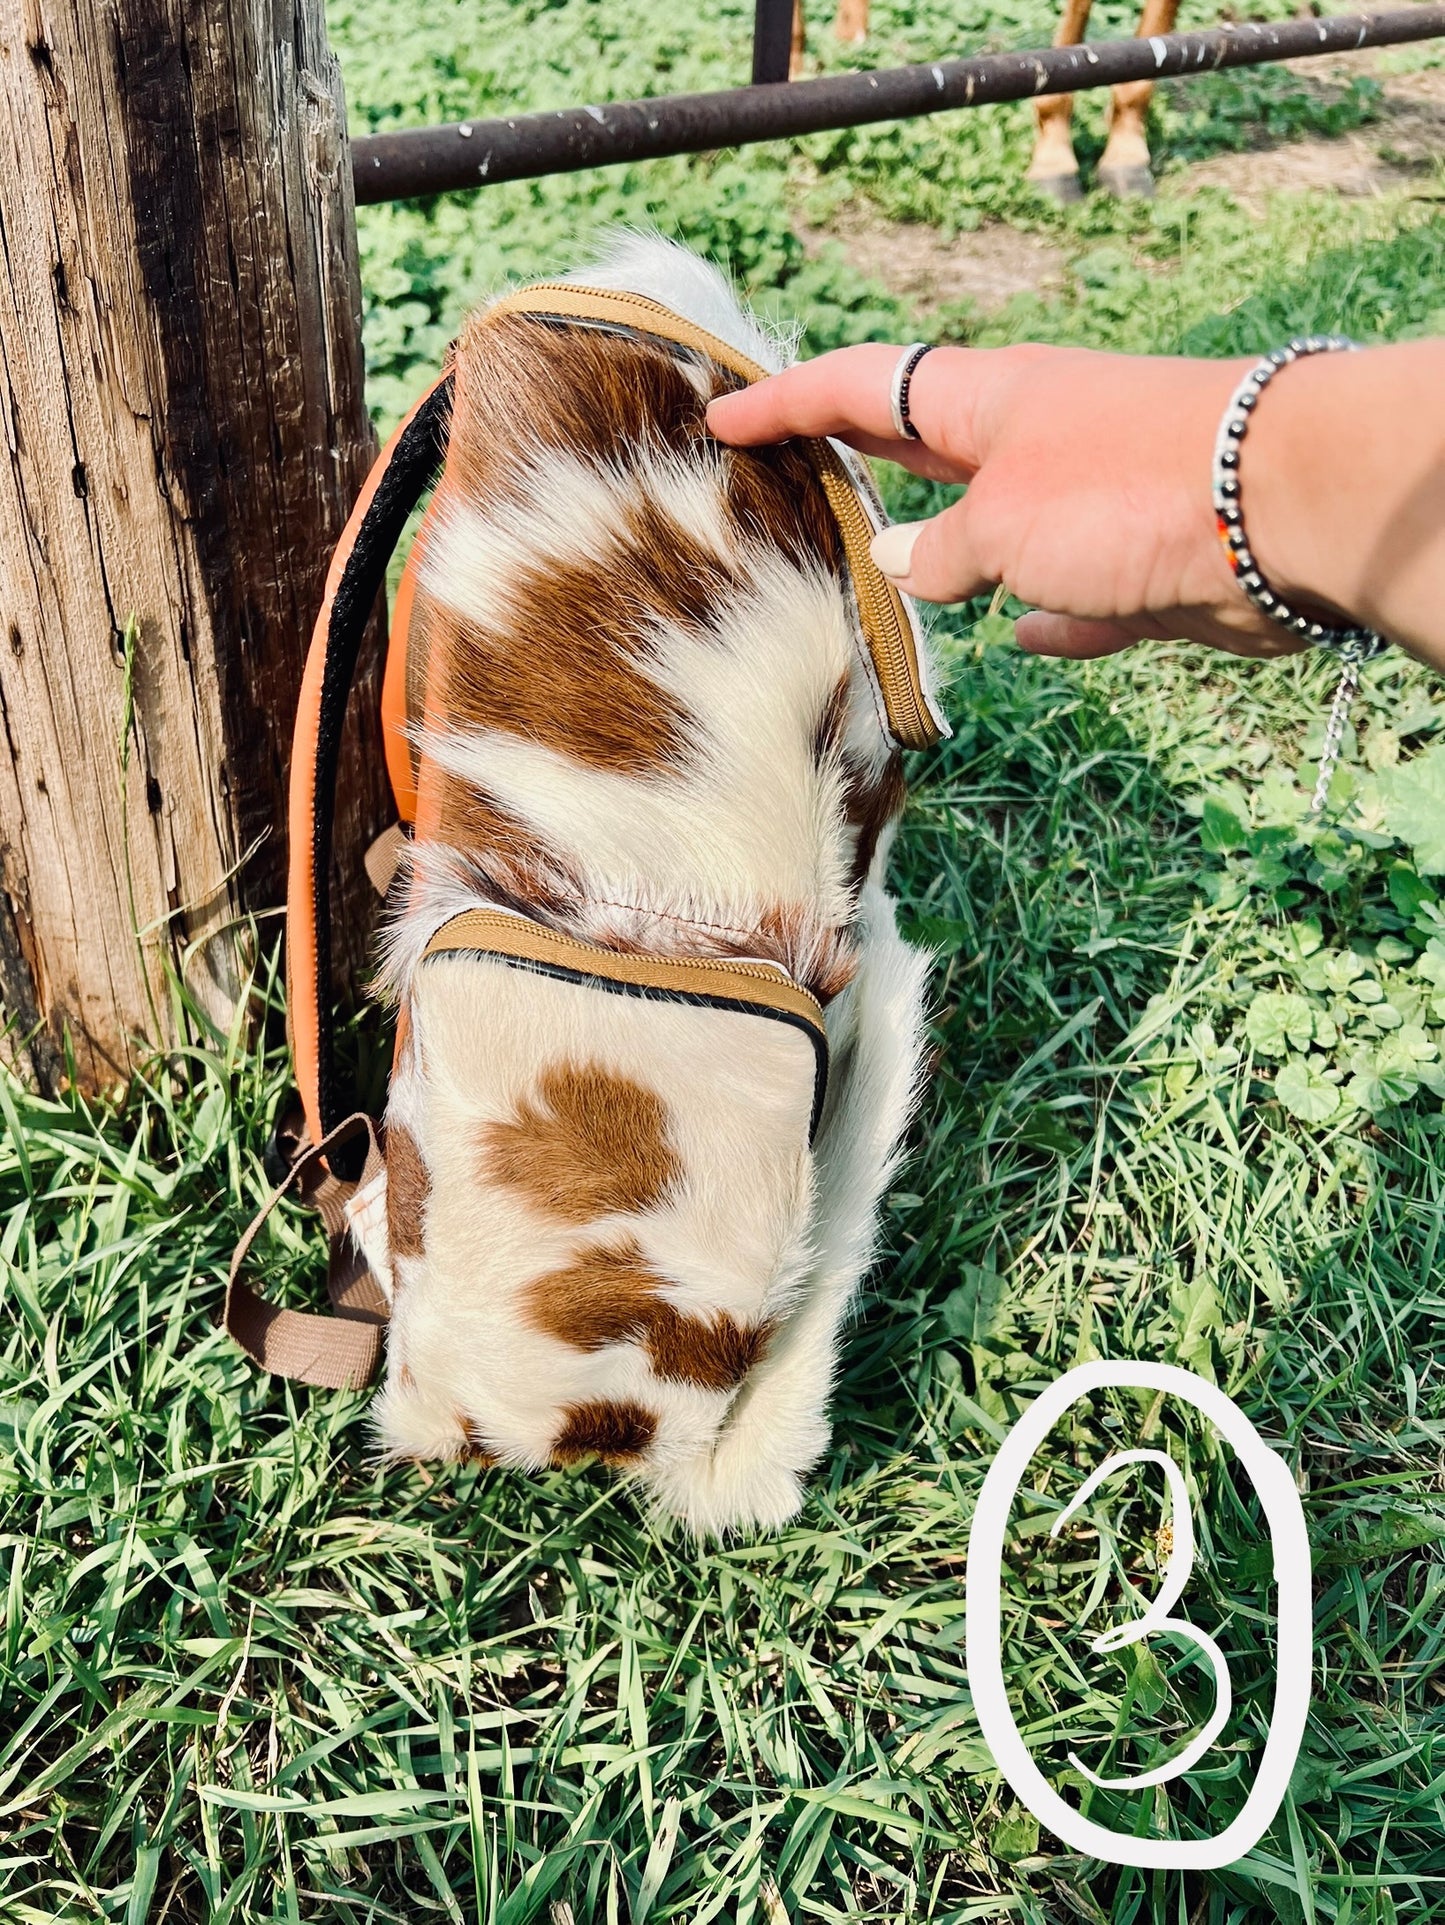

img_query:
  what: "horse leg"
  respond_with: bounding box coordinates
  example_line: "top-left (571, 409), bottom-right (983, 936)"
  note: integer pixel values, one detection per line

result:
top-left (1027, 0), bottom-right (1093, 202)
top-left (789, 0), bottom-right (807, 77)
top-left (1099, 0), bottom-right (1179, 196)
top-left (833, 0), bottom-right (869, 44)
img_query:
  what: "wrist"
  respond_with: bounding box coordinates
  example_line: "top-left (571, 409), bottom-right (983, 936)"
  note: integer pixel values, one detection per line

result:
top-left (1237, 349), bottom-right (1375, 630)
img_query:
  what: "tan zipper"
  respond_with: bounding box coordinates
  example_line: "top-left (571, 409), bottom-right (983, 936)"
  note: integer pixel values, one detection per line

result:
top-left (484, 282), bottom-right (946, 752)
top-left (489, 282), bottom-right (769, 388)
top-left (423, 906), bottom-right (828, 1034)
top-left (809, 443), bottom-right (938, 750)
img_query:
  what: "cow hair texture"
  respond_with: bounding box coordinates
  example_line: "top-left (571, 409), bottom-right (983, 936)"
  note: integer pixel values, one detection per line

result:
top-left (356, 233), bottom-right (935, 1534)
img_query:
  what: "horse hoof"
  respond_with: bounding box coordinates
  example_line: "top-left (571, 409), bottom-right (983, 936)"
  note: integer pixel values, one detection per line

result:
top-left (1028, 170), bottom-right (1084, 204)
top-left (1098, 164), bottom-right (1155, 200)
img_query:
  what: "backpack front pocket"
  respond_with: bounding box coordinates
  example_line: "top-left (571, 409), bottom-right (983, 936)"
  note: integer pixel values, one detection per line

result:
top-left (370, 909), bottom-right (829, 1506)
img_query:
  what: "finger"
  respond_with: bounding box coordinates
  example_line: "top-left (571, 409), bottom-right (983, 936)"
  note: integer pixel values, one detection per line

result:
top-left (833, 431), bottom-right (966, 485)
top-left (1016, 608), bottom-right (1314, 660)
top-left (870, 496), bottom-right (995, 606)
top-left (706, 345), bottom-right (908, 447)
top-left (707, 343), bottom-right (985, 473)
top-left (1014, 612), bottom-right (1148, 658)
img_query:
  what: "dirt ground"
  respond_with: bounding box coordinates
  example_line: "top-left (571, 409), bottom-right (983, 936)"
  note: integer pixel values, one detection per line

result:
top-left (796, 48), bottom-right (1445, 317)
top-left (1187, 52), bottom-right (1445, 205)
top-left (794, 206), bottom-right (1070, 314)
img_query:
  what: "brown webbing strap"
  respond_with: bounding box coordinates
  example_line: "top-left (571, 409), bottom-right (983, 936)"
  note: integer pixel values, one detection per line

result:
top-left (227, 1114), bottom-right (389, 1390)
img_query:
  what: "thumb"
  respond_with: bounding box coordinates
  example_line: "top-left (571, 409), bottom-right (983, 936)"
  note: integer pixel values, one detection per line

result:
top-left (869, 496), bottom-right (994, 606)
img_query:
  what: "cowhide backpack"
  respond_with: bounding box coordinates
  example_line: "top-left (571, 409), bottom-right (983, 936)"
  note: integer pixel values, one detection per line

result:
top-left (227, 235), bottom-right (948, 1533)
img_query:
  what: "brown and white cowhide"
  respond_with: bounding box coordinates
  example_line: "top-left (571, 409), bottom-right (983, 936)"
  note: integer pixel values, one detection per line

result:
top-left (352, 236), bottom-right (936, 1535)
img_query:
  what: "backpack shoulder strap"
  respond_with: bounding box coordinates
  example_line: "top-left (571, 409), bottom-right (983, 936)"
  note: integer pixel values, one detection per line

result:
top-left (288, 376), bottom-right (453, 1159)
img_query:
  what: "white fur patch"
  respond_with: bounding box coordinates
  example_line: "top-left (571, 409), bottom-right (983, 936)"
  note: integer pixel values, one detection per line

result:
top-left (564, 231), bottom-right (791, 373)
top-left (344, 1169), bottom-right (394, 1304)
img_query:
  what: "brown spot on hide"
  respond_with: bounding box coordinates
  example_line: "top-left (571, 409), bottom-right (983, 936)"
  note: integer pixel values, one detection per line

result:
top-left (525, 1237), bottom-right (770, 1390)
top-left (809, 678), bottom-right (906, 894)
top-left (403, 583), bottom-right (435, 735)
top-left (645, 1304), bottom-right (773, 1391)
top-left (811, 674), bottom-right (851, 766)
top-left (449, 314), bottom-right (720, 496)
top-left (424, 586), bottom-right (690, 777)
top-left (385, 1123), bottom-right (430, 1259)
top-left (463, 1424), bottom-right (499, 1467)
top-left (621, 488), bottom-right (738, 632)
top-left (432, 770), bottom-right (580, 916)
top-left (525, 1238), bottom-right (663, 1350)
top-left (551, 1398), bottom-right (658, 1463)
top-left (756, 902), bottom-right (859, 1005)
top-left (723, 440), bottom-right (844, 577)
top-left (801, 945), bottom-right (858, 1006)
top-left (480, 1061), bottom-right (681, 1224)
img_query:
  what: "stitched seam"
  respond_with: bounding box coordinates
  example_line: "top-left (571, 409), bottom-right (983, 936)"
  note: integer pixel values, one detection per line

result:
top-left (577, 895), bottom-right (820, 946)
top-left (436, 861), bottom-right (839, 948)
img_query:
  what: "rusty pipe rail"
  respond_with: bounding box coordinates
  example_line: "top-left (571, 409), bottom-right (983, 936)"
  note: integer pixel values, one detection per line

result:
top-left (352, 5), bottom-right (1445, 204)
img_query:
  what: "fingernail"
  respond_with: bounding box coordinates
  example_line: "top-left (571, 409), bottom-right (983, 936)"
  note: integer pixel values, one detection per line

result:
top-left (870, 521), bottom-right (924, 581)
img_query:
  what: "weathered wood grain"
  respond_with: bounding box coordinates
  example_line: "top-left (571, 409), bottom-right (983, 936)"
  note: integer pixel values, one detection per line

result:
top-left (0, 0), bottom-right (388, 1091)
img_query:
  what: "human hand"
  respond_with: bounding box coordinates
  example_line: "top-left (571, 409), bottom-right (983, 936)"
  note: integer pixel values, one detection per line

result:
top-left (705, 342), bottom-right (1318, 661)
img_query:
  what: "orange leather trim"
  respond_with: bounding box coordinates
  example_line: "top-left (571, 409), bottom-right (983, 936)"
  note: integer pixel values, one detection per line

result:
top-left (289, 375), bottom-right (447, 1151)
top-left (382, 530), bottom-right (422, 825)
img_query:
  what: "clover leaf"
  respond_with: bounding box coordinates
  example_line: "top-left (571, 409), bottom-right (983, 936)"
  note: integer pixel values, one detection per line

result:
top-left (1245, 991), bottom-right (1317, 1058)
top-left (1379, 744), bottom-right (1445, 875)
top-left (1275, 1055), bottom-right (1341, 1124)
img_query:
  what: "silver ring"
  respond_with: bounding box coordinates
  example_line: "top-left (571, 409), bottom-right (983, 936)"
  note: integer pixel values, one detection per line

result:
top-left (889, 342), bottom-right (933, 440)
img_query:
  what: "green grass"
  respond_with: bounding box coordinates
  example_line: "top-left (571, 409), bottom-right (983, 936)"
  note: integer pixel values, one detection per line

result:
top-left (3, 0), bottom-right (1445, 1917)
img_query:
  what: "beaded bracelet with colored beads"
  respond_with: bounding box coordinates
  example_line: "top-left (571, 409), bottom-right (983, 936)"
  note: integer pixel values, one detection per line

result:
top-left (1210, 336), bottom-right (1390, 667)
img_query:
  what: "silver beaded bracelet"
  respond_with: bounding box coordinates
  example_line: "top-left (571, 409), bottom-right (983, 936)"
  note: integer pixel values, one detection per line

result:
top-left (1212, 335), bottom-right (1391, 812)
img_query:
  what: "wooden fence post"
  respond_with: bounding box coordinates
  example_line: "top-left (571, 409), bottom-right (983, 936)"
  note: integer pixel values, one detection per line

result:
top-left (0, 0), bottom-right (389, 1094)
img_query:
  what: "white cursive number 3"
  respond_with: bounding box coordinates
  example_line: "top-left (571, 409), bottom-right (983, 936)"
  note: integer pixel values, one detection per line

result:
top-left (965, 1362), bottom-right (1312, 1870)
top-left (1051, 1448), bottom-right (1231, 1791)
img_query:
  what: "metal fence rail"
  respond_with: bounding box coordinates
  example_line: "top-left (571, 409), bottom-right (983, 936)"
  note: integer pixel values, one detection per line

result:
top-left (352, 4), bottom-right (1445, 205)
